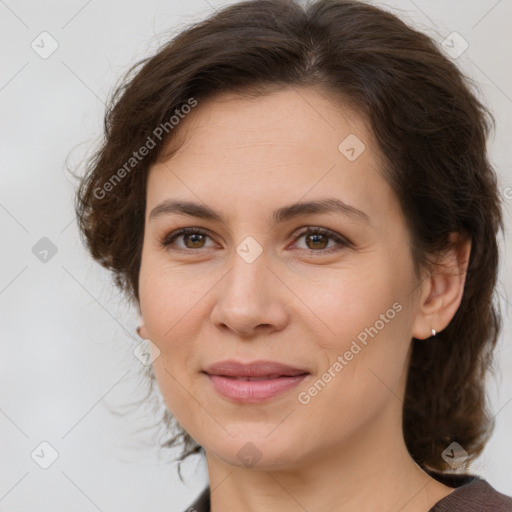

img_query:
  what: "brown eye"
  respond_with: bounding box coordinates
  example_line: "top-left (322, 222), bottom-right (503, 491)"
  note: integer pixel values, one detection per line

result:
top-left (161, 226), bottom-right (351, 255)
top-left (161, 228), bottom-right (215, 251)
top-left (182, 232), bottom-right (207, 249)
top-left (304, 232), bottom-right (329, 250)
top-left (293, 227), bottom-right (351, 254)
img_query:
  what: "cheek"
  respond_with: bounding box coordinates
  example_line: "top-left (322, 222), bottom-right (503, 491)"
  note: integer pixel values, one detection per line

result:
top-left (139, 269), bottom-right (203, 427)
top-left (151, 357), bottom-right (193, 425)
top-left (292, 260), bottom-right (412, 414)
top-left (138, 266), bottom-right (193, 414)
top-left (295, 306), bottom-right (411, 443)
top-left (288, 260), bottom-right (403, 352)
top-left (138, 250), bottom-right (205, 339)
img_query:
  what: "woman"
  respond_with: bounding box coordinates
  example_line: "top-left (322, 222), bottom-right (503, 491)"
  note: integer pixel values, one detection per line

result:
top-left (75, 0), bottom-right (512, 510)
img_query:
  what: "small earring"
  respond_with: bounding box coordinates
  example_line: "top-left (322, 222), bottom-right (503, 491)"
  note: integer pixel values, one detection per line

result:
top-left (431, 328), bottom-right (437, 337)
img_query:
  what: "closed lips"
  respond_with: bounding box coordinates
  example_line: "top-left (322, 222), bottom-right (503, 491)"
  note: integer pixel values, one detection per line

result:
top-left (203, 360), bottom-right (310, 379)
top-left (204, 361), bottom-right (310, 402)
top-left (219, 374), bottom-right (306, 381)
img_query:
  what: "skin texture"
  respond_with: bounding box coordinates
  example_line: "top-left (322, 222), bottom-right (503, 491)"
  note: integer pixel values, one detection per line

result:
top-left (138, 87), bottom-right (471, 512)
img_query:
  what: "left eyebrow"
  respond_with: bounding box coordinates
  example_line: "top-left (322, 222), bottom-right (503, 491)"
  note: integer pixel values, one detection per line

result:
top-left (149, 197), bottom-right (371, 226)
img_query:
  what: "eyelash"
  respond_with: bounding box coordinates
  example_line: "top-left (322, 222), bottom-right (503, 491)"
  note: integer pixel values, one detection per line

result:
top-left (160, 226), bottom-right (352, 255)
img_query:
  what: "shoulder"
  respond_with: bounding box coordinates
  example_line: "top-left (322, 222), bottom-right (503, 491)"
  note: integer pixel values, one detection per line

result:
top-left (180, 477), bottom-right (512, 512)
top-left (429, 473), bottom-right (512, 512)
top-left (181, 486), bottom-right (210, 512)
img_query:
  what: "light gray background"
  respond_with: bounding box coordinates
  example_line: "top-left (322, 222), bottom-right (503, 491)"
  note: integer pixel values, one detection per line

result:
top-left (1, 0), bottom-right (511, 510)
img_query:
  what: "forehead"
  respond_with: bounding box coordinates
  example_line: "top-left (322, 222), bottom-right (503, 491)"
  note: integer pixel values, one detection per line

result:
top-left (160, 86), bottom-right (372, 161)
top-left (146, 86), bottom-right (394, 226)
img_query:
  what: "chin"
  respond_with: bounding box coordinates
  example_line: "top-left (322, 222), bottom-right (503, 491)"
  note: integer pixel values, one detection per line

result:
top-left (204, 431), bottom-right (307, 471)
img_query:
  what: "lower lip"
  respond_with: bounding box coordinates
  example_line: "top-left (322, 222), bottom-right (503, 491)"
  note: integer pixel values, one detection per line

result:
top-left (205, 373), bottom-right (309, 403)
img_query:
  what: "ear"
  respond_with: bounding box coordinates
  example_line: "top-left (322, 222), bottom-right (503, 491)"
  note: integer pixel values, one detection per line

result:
top-left (135, 303), bottom-right (151, 339)
top-left (137, 322), bottom-right (151, 340)
top-left (136, 308), bottom-right (151, 339)
top-left (411, 233), bottom-right (471, 340)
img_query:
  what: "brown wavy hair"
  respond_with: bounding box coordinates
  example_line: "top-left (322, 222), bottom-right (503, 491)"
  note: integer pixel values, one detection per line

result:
top-left (74, 0), bottom-right (504, 477)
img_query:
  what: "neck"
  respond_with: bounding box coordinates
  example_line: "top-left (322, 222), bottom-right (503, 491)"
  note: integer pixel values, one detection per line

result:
top-left (205, 403), bottom-right (453, 512)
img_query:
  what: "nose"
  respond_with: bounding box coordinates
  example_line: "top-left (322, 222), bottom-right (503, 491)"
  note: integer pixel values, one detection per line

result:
top-left (210, 249), bottom-right (289, 339)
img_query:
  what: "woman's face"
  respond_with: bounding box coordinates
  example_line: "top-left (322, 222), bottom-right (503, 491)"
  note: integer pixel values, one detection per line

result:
top-left (138, 87), bottom-right (426, 469)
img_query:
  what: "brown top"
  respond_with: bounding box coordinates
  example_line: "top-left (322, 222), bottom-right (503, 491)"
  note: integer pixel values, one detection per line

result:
top-left (183, 472), bottom-right (512, 512)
